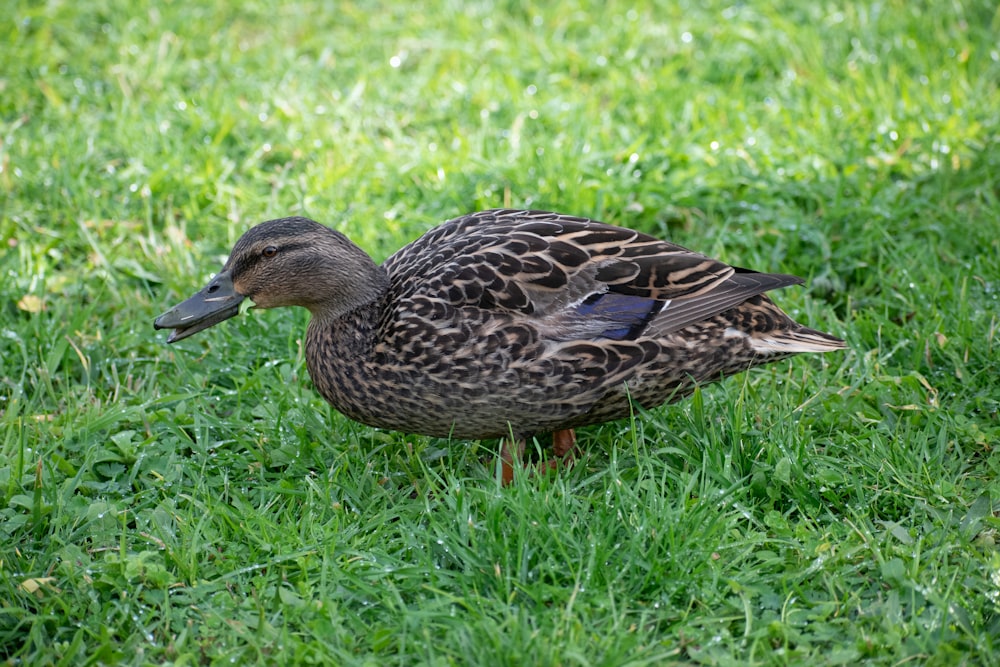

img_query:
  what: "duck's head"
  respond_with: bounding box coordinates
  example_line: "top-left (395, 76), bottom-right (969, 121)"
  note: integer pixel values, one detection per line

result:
top-left (154, 216), bottom-right (385, 343)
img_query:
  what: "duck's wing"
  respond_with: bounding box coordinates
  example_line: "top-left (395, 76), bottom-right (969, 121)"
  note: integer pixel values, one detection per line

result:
top-left (383, 209), bottom-right (801, 341)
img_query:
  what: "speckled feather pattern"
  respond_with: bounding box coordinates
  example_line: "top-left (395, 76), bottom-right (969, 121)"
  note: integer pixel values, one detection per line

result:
top-left (300, 209), bottom-right (845, 440)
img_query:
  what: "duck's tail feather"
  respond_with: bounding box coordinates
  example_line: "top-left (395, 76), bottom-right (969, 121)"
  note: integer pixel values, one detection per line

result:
top-left (748, 326), bottom-right (847, 354)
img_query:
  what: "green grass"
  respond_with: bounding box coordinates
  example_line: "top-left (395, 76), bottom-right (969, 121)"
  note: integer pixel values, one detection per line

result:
top-left (2, 0), bottom-right (999, 664)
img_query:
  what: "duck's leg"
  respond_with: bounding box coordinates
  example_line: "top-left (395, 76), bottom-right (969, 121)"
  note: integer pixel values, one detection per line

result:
top-left (507, 430), bottom-right (579, 481)
top-left (538, 428), bottom-right (578, 475)
top-left (551, 428), bottom-right (577, 458)
top-left (499, 429), bottom-right (578, 484)
top-left (499, 437), bottom-right (525, 486)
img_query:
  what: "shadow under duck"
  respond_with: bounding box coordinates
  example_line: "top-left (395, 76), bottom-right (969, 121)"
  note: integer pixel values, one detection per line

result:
top-left (155, 209), bottom-right (845, 482)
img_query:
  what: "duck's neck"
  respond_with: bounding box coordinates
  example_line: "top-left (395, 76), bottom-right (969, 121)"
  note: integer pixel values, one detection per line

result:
top-left (306, 261), bottom-right (390, 322)
top-left (306, 274), bottom-right (388, 357)
top-left (304, 283), bottom-right (391, 421)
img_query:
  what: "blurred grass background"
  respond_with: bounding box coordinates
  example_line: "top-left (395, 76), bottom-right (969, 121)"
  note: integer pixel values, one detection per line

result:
top-left (2, 0), bottom-right (999, 664)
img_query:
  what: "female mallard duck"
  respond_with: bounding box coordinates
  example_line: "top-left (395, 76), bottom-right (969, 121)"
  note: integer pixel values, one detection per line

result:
top-left (155, 209), bottom-right (845, 482)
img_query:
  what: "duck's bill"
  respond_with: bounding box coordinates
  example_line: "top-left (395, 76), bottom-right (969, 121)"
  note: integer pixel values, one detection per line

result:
top-left (153, 271), bottom-right (245, 343)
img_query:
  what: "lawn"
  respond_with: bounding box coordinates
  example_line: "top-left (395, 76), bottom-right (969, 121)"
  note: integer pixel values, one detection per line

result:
top-left (2, 0), bottom-right (999, 664)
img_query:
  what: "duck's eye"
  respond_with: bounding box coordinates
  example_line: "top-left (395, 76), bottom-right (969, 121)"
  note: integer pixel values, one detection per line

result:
top-left (262, 246), bottom-right (278, 258)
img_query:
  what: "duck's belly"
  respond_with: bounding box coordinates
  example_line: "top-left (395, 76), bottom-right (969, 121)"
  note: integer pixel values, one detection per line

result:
top-left (305, 330), bottom-right (767, 440)
top-left (308, 347), bottom-right (599, 439)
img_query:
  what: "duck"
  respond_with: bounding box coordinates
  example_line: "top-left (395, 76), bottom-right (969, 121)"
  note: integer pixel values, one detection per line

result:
top-left (154, 208), bottom-right (845, 483)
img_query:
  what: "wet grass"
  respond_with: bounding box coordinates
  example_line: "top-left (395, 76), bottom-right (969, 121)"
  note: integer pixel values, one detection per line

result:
top-left (2, 0), bottom-right (999, 664)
